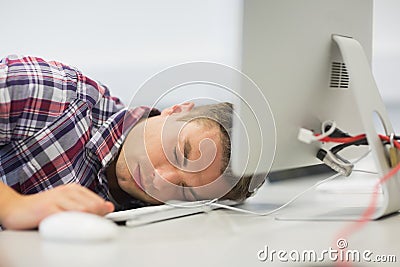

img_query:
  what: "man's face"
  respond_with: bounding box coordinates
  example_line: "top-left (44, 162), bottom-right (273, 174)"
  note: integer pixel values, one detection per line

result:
top-left (117, 103), bottom-right (230, 204)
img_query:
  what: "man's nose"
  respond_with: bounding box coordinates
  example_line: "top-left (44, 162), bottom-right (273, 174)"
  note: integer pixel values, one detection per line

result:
top-left (153, 168), bottom-right (181, 190)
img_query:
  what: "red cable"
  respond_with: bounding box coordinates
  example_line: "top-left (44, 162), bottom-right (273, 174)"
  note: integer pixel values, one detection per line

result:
top-left (378, 134), bottom-right (400, 149)
top-left (314, 132), bottom-right (400, 266)
top-left (333, 160), bottom-right (400, 267)
top-left (318, 133), bottom-right (400, 267)
top-left (317, 134), bottom-right (366, 143)
top-left (317, 133), bottom-right (400, 149)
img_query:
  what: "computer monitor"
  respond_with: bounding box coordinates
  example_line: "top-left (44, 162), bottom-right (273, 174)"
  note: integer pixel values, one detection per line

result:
top-left (232, 0), bottom-right (372, 176)
top-left (233, 0), bottom-right (372, 174)
top-left (231, 0), bottom-right (400, 219)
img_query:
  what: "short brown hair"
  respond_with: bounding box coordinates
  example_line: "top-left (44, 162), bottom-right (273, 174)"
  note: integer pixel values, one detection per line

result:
top-left (177, 102), bottom-right (265, 202)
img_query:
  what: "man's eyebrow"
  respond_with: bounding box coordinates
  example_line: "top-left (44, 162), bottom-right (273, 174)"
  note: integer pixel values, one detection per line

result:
top-left (183, 138), bottom-right (192, 167)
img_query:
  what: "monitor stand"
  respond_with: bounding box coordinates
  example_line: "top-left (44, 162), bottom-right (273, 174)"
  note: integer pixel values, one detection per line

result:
top-left (276, 34), bottom-right (400, 221)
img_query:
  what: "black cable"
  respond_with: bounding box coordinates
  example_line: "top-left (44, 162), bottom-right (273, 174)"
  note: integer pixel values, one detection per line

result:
top-left (324, 124), bottom-right (353, 138)
top-left (330, 138), bottom-right (369, 154)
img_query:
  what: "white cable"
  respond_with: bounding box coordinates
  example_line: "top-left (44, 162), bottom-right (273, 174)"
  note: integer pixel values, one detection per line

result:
top-left (317, 120), bottom-right (336, 140)
top-left (317, 120), bottom-right (337, 141)
top-left (298, 120), bottom-right (337, 144)
top-left (167, 198), bottom-right (219, 208)
top-left (353, 169), bottom-right (378, 175)
top-left (210, 149), bottom-right (373, 216)
top-left (351, 148), bottom-right (372, 164)
top-left (210, 172), bottom-right (341, 216)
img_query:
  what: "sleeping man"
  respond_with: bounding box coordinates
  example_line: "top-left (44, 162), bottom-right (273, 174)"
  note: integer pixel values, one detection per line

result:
top-left (0, 56), bottom-right (260, 230)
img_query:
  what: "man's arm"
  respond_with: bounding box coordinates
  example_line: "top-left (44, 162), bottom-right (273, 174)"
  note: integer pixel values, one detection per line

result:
top-left (0, 182), bottom-right (114, 230)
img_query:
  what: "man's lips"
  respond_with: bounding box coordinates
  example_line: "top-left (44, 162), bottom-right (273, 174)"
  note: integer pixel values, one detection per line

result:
top-left (132, 165), bottom-right (144, 190)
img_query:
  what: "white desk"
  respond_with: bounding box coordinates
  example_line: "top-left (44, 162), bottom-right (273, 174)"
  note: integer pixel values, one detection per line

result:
top-left (1, 170), bottom-right (399, 267)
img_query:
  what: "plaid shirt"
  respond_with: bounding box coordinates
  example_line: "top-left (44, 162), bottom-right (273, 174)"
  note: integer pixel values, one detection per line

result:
top-left (0, 55), bottom-right (158, 209)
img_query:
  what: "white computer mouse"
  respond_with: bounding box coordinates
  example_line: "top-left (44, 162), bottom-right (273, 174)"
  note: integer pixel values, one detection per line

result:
top-left (39, 211), bottom-right (119, 242)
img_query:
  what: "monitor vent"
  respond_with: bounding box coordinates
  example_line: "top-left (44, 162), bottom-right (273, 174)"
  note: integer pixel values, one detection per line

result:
top-left (330, 62), bottom-right (349, 89)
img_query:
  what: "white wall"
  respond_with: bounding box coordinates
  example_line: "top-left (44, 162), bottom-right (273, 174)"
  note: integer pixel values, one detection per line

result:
top-left (0, 0), bottom-right (242, 106)
top-left (373, 0), bottom-right (400, 106)
top-left (0, 0), bottom-right (398, 106)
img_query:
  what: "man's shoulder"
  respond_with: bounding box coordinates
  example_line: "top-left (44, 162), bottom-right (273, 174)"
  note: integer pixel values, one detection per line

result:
top-left (1, 55), bottom-right (80, 103)
top-left (0, 56), bottom-right (79, 140)
top-left (0, 55), bottom-right (124, 143)
top-left (1, 55), bottom-right (121, 109)
top-left (2, 55), bottom-right (79, 82)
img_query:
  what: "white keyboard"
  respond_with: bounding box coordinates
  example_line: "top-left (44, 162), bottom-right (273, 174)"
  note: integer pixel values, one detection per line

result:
top-left (105, 200), bottom-right (236, 227)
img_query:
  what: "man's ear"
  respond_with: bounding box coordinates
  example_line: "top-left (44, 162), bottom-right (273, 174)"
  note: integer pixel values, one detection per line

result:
top-left (161, 102), bottom-right (195, 116)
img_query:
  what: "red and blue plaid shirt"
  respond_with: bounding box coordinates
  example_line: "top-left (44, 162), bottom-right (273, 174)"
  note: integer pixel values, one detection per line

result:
top-left (0, 55), bottom-right (157, 209)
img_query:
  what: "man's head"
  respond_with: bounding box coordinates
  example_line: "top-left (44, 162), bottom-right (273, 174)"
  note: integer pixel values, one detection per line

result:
top-left (114, 102), bottom-right (257, 204)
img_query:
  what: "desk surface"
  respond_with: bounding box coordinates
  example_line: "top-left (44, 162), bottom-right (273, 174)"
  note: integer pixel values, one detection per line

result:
top-left (1, 168), bottom-right (399, 267)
